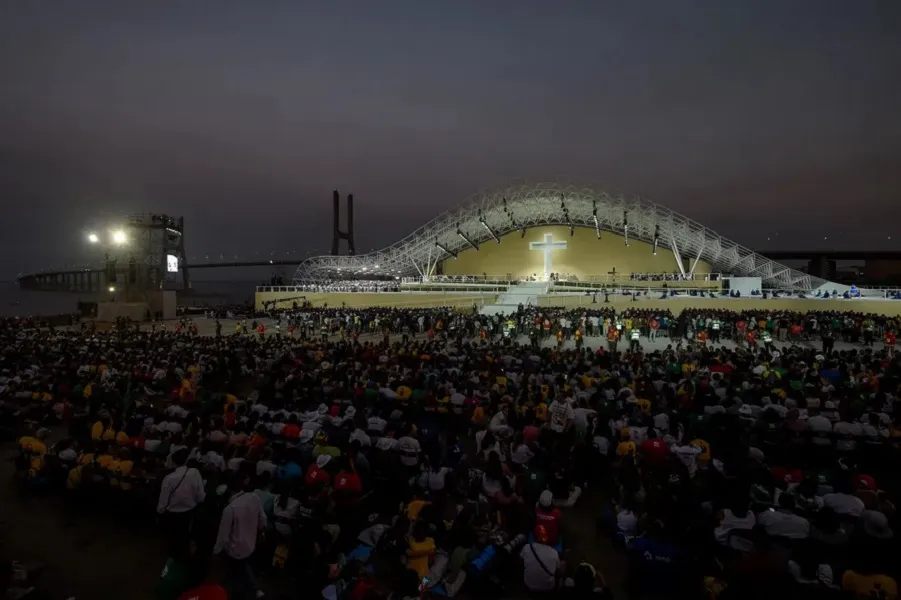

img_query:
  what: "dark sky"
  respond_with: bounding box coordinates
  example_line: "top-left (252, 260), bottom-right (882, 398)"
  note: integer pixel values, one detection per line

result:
top-left (2, 0), bottom-right (900, 277)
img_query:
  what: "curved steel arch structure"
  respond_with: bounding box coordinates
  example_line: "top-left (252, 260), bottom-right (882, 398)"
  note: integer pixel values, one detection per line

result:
top-left (293, 182), bottom-right (828, 290)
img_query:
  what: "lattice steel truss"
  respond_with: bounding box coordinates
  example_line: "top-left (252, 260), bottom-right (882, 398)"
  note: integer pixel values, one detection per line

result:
top-left (293, 182), bottom-right (828, 291)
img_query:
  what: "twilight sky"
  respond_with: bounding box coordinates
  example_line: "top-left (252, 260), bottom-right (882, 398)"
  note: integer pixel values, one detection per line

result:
top-left (1, 0), bottom-right (900, 277)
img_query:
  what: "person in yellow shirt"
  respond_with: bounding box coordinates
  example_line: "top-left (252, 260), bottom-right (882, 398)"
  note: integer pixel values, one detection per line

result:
top-left (407, 521), bottom-right (436, 578)
top-left (616, 430), bottom-right (636, 458)
top-left (471, 405), bottom-right (487, 428)
top-left (535, 401), bottom-right (549, 423)
top-left (18, 428), bottom-right (50, 475)
top-left (78, 450), bottom-right (97, 466)
top-left (101, 423), bottom-right (118, 442)
top-left (691, 439), bottom-right (712, 465)
top-left (95, 447), bottom-right (115, 470)
top-left (67, 464), bottom-right (86, 490)
top-left (842, 569), bottom-right (898, 599)
top-left (91, 416), bottom-right (114, 441)
top-left (109, 448), bottom-right (135, 489)
top-left (405, 496), bottom-right (431, 521)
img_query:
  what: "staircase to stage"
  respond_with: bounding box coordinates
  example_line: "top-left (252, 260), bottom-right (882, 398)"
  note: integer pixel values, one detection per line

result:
top-left (480, 281), bottom-right (547, 316)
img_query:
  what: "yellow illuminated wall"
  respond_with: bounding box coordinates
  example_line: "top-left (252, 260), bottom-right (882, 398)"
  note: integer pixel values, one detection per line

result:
top-left (441, 226), bottom-right (711, 280)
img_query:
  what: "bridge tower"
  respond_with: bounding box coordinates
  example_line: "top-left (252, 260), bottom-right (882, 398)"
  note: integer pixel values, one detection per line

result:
top-left (331, 189), bottom-right (356, 255)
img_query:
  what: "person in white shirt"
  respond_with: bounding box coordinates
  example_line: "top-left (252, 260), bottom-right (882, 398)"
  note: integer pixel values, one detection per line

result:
top-left (397, 432), bottom-right (421, 468)
top-left (367, 415), bottom-right (388, 435)
top-left (833, 421), bottom-right (861, 453)
top-left (822, 484), bottom-right (865, 518)
top-left (670, 443), bottom-right (702, 476)
top-left (202, 448), bottom-right (226, 472)
top-left (272, 490), bottom-right (300, 537)
top-left (715, 501), bottom-right (757, 547)
top-left (520, 527), bottom-right (562, 592)
top-left (757, 495), bottom-right (810, 539)
top-left (806, 410), bottom-right (833, 446)
top-left (548, 396), bottom-right (573, 433)
top-left (215, 477), bottom-right (267, 598)
top-left (157, 448), bottom-right (206, 555)
top-left (489, 406), bottom-right (512, 437)
top-left (255, 448), bottom-right (277, 476)
top-left (349, 428), bottom-right (372, 448)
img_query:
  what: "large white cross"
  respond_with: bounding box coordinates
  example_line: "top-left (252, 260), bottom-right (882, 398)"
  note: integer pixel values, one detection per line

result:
top-left (529, 233), bottom-right (568, 276)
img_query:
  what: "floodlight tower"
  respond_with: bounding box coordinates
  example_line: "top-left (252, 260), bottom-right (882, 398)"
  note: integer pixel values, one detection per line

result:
top-left (107, 214), bottom-right (188, 297)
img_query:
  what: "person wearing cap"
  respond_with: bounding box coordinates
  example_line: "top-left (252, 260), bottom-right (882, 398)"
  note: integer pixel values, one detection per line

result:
top-left (521, 524), bottom-right (562, 593)
top-left (535, 490), bottom-right (563, 548)
top-left (305, 454), bottom-right (333, 488)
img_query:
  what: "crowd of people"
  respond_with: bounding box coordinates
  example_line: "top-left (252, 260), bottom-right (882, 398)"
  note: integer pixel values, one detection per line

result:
top-left (628, 272), bottom-right (714, 282)
top-left (3, 302), bottom-right (901, 600)
top-left (286, 281), bottom-right (403, 293)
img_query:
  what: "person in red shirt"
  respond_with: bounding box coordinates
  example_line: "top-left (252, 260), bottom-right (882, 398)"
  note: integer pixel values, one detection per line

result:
top-left (885, 330), bottom-right (896, 354)
top-left (735, 319), bottom-right (747, 343)
top-left (281, 416), bottom-right (301, 440)
top-left (332, 455), bottom-right (363, 509)
top-left (607, 327), bottom-right (619, 352)
top-left (247, 425), bottom-right (268, 449)
top-left (178, 583), bottom-right (228, 600)
top-left (523, 424), bottom-right (541, 445)
top-left (223, 406), bottom-right (237, 430)
top-left (535, 490), bottom-right (563, 547)
top-left (305, 454), bottom-right (332, 488)
top-left (855, 473), bottom-right (877, 492)
top-left (746, 330), bottom-right (757, 349)
top-left (771, 466), bottom-right (803, 487)
top-left (640, 432), bottom-right (670, 463)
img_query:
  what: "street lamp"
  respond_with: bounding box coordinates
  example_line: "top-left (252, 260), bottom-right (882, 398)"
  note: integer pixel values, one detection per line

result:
top-left (108, 286), bottom-right (116, 293)
top-left (87, 233), bottom-right (99, 244)
top-left (111, 229), bottom-right (128, 245)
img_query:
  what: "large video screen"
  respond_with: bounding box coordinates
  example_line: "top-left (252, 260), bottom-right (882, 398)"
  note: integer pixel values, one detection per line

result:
top-left (166, 254), bottom-right (179, 273)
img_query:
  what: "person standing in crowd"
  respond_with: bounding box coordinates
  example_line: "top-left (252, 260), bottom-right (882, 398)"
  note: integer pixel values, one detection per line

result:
top-left (214, 475), bottom-right (267, 600)
top-left (157, 448), bottom-right (206, 556)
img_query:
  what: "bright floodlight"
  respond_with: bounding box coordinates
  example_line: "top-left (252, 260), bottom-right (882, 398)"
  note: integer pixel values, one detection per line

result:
top-left (87, 233), bottom-right (99, 244)
top-left (108, 286), bottom-right (116, 293)
top-left (111, 229), bottom-right (127, 245)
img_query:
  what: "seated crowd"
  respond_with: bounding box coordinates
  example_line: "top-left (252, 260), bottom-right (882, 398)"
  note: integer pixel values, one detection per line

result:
top-left (3, 303), bottom-right (901, 600)
top-left (629, 272), bottom-right (703, 282)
